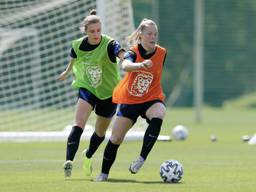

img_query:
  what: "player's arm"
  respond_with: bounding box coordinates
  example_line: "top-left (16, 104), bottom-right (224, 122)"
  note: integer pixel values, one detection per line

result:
top-left (108, 40), bottom-right (126, 62)
top-left (122, 51), bottom-right (152, 72)
top-left (58, 48), bottom-right (76, 81)
top-left (58, 58), bottom-right (75, 81)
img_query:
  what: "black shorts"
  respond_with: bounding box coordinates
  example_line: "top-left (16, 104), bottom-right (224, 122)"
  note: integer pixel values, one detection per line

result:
top-left (78, 88), bottom-right (117, 118)
top-left (117, 100), bottom-right (164, 124)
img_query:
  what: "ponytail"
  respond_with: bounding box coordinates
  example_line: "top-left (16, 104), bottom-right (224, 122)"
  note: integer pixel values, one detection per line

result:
top-left (127, 18), bottom-right (157, 46)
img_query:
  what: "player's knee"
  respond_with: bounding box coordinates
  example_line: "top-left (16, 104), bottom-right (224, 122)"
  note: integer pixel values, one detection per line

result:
top-left (147, 104), bottom-right (166, 120)
top-left (95, 129), bottom-right (106, 137)
top-left (110, 134), bottom-right (124, 145)
top-left (151, 110), bottom-right (165, 120)
top-left (74, 120), bottom-right (85, 129)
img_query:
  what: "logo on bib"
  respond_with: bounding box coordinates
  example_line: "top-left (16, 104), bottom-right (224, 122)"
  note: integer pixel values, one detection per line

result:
top-left (86, 66), bottom-right (102, 88)
top-left (128, 72), bottom-right (153, 97)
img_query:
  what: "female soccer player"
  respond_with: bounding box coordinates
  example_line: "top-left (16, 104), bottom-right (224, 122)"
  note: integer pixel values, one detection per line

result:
top-left (58, 9), bottom-right (124, 177)
top-left (95, 18), bottom-right (167, 181)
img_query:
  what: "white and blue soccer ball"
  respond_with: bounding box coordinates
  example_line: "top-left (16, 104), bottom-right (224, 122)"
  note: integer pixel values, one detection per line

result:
top-left (160, 160), bottom-right (183, 183)
top-left (172, 125), bottom-right (188, 140)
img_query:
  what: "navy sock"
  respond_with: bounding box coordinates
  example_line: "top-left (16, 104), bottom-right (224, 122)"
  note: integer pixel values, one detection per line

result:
top-left (140, 118), bottom-right (162, 160)
top-left (101, 140), bottom-right (120, 174)
top-left (66, 126), bottom-right (83, 161)
top-left (86, 132), bottom-right (105, 158)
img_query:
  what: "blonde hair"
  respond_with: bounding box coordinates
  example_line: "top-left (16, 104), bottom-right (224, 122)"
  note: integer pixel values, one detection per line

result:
top-left (127, 18), bottom-right (158, 46)
top-left (80, 9), bottom-right (101, 33)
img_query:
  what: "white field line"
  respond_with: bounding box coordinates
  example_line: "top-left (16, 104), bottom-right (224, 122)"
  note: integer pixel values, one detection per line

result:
top-left (0, 160), bottom-right (64, 164)
top-left (0, 129), bottom-right (171, 142)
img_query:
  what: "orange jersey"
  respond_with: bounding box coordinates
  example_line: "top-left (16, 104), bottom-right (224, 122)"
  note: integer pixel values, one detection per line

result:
top-left (112, 44), bottom-right (167, 104)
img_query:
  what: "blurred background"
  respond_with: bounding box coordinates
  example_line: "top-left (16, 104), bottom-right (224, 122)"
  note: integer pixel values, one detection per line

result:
top-left (0, 0), bottom-right (255, 133)
top-left (136, 0), bottom-right (256, 108)
top-left (132, 0), bottom-right (256, 124)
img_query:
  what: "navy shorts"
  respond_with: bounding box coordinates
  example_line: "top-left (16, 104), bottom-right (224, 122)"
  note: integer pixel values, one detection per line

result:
top-left (117, 100), bottom-right (164, 124)
top-left (78, 88), bottom-right (117, 118)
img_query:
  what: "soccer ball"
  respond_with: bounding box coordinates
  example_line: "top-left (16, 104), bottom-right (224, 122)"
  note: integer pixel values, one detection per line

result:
top-left (172, 125), bottom-right (188, 140)
top-left (160, 160), bottom-right (183, 183)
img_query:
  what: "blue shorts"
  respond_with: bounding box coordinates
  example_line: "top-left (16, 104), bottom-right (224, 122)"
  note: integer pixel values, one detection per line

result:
top-left (117, 100), bottom-right (164, 124)
top-left (78, 88), bottom-right (117, 118)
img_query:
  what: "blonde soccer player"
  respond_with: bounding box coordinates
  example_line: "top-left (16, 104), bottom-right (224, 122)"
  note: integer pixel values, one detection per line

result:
top-left (95, 18), bottom-right (167, 181)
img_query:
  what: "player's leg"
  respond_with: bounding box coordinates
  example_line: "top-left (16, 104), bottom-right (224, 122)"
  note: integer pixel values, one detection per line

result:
top-left (95, 116), bottom-right (133, 181)
top-left (130, 101), bottom-right (166, 174)
top-left (82, 115), bottom-right (112, 176)
top-left (64, 98), bottom-right (93, 177)
top-left (83, 97), bottom-right (117, 176)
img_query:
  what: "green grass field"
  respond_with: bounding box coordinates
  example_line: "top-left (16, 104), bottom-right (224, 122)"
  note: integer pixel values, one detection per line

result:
top-left (0, 107), bottom-right (256, 192)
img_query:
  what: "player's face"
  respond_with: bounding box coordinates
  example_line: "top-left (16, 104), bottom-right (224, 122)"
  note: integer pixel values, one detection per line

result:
top-left (87, 22), bottom-right (102, 45)
top-left (140, 24), bottom-right (158, 53)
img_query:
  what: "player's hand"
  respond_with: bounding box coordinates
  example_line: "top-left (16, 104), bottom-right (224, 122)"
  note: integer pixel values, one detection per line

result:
top-left (141, 60), bottom-right (153, 69)
top-left (58, 71), bottom-right (68, 81)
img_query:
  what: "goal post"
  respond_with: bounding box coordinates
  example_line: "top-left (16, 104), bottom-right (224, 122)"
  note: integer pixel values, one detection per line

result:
top-left (96, 0), bottom-right (135, 49)
top-left (0, 0), bottom-right (171, 141)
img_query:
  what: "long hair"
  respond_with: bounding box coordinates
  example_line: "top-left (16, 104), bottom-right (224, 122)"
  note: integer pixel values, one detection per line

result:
top-left (127, 18), bottom-right (158, 46)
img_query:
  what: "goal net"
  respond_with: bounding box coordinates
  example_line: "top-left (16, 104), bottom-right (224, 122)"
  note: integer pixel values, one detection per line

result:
top-left (0, 0), bottom-right (134, 133)
top-left (0, 0), bottom-right (171, 142)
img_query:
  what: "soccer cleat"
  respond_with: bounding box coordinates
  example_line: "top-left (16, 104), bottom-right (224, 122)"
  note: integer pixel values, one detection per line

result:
top-left (63, 160), bottom-right (73, 177)
top-left (129, 156), bottom-right (145, 174)
top-left (82, 149), bottom-right (92, 176)
top-left (94, 173), bottom-right (108, 182)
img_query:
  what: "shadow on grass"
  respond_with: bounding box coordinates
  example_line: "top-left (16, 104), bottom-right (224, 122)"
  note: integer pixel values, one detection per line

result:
top-left (105, 178), bottom-right (183, 185)
top-left (65, 177), bottom-right (184, 185)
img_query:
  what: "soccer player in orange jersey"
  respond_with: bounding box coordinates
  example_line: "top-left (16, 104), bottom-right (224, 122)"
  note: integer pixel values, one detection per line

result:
top-left (95, 18), bottom-right (167, 181)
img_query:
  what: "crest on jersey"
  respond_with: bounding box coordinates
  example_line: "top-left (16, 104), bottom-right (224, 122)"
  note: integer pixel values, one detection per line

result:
top-left (86, 66), bottom-right (102, 88)
top-left (128, 71), bottom-right (153, 97)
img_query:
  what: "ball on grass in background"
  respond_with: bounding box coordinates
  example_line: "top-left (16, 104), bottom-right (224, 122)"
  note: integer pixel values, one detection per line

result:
top-left (160, 160), bottom-right (183, 183)
top-left (241, 135), bottom-right (251, 142)
top-left (210, 135), bottom-right (217, 142)
top-left (172, 125), bottom-right (188, 140)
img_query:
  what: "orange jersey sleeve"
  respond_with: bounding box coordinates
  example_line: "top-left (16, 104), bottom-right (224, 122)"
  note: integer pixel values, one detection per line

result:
top-left (112, 44), bottom-right (166, 104)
